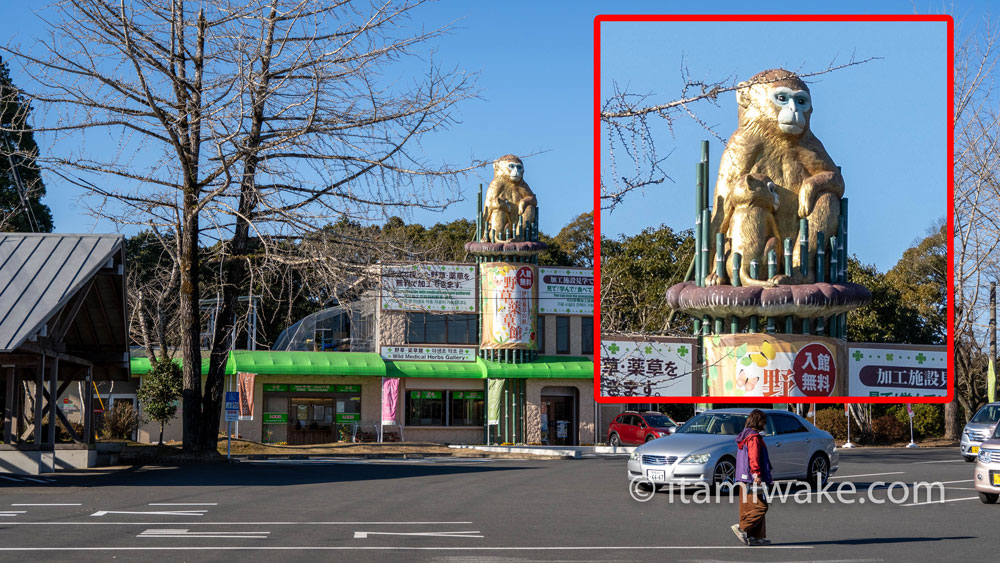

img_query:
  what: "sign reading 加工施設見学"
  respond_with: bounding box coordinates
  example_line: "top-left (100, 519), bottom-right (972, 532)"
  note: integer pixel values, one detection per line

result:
top-left (538, 267), bottom-right (593, 315)
top-left (847, 343), bottom-right (947, 398)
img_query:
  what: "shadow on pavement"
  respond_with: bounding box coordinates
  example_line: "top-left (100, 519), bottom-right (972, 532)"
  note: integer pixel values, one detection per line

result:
top-left (779, 535), bottom-right (976, 546)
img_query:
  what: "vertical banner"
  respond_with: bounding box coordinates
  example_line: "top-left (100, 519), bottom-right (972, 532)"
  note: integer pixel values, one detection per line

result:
top-left (382, 377), bottom-right (400, 425)
top-left (488, 379), bottom-right (505, 425)
top-left (237, 373), bottom-right (255, 420)
top-left (480, 263), bottom-right (538, 350)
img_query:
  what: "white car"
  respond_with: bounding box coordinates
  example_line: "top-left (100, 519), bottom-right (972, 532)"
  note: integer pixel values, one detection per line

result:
top-left (626, 408), bottom-right (839, 488)
top-left (962, 403), bottom-right (1000, 462)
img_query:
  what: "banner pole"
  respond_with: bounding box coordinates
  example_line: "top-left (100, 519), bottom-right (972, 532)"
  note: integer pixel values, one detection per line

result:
top-left (843, 403), bottom-right (855, 448)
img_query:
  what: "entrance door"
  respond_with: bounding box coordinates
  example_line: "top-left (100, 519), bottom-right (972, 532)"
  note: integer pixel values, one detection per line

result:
top-left (541, 394), bottom-right (577, 446)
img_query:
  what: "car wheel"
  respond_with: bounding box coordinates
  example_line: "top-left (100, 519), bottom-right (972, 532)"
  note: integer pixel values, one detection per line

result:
top-left (979, 492), bottom-right (999, 504)
top-left (645, 435), bottom-right (656, 443)
top-left (713, 456), bottom-right (736, 489)
top-left (804, 453), bottom-right (830, 489)
top-left (964, 456), bottom-right (977, 463)
top-left (609, 433), bottom-right (621, 447)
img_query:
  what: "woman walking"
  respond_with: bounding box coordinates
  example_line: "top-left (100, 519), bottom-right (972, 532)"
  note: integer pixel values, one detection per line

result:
top-left (731, 409), bottom-right (773, 546)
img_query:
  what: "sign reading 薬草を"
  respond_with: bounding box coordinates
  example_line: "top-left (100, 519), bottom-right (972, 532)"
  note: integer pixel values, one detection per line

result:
top-left (380, 346), bottom-right (476, 362)
top-left (703, 334), bottom-right (847, 398)
top-left (600, 337), bottom-right (697, 397)
top-left (380, 263), bottom-right (476, 313)
top-left (224, 391), bottom-right (239, 422)
top-left (848, 343), bottom-right (947, 398)
top-left (538, 267), bottom-right (593, 315)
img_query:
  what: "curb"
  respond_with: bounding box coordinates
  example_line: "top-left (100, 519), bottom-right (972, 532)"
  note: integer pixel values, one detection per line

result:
top-left (448, 445), bottom-right (581, 458)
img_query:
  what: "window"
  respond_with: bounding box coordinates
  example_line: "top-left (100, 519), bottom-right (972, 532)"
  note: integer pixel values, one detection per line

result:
top-left (449, 391), bottom-right (485, 426)
top-left (581, 316), bottom-right (593, 355)
top-left (556, 316), bottom-right (570, 354)
top-left (406, 313), bottom-right (478, 345)
top-left (537, 316), bottom-right (545, 353)
top-left (406, 390), bottom-right (445, 426)
top-left (773, 414), bottom-right (807, 434)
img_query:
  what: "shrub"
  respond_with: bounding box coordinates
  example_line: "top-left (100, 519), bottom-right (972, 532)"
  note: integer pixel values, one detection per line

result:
top-left (101, 402), bottom-right (142, 440)
top-left (888, 404), bottom-right (944, 439)
top-left (813, 408), bottom-right (861, 442)
top-left (871, 415), bottom-right (906, 444)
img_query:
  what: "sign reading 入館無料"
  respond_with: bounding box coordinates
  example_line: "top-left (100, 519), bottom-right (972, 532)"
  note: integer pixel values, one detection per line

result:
top-left (380, 346), bottom-right (476, 362)
top-left (599, 337), bottom-right (697, 397)
top-left (380, 263), bottom-right (476, 313)
top-left (538, 267), bottom-right (593, 315)
top-left (847, 343), bottom-right (947, 398)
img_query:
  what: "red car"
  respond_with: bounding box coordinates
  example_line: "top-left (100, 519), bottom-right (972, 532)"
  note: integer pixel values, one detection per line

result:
top-left (608, 411), bottom-right (678, 446)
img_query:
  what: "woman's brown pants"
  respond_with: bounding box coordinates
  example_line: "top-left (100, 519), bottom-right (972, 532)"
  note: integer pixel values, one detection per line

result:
top-left (738, 485), bottom-right (768, 539)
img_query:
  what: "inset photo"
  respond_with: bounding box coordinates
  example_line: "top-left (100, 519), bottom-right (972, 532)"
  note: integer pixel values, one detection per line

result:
top-left (595, 15), bottom-right (951, 403)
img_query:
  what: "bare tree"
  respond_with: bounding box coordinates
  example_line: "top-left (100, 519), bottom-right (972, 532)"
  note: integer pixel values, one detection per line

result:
top-left (3, 0), bottom-right (479, 453)
top-left (953, 16), bottom-right (1000, 434)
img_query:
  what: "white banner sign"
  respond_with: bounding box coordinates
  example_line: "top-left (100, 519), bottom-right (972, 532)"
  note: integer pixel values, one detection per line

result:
top-left (380, 346), bottom-right (477, 362)
top-left (380, 263), bottom-right (476, 313)
top-left (538, 267), bottom-right (594, 315)
top-left (600, 337), bottom-right (696, 397)
top-left (848, 343), bottom-right (948, 398)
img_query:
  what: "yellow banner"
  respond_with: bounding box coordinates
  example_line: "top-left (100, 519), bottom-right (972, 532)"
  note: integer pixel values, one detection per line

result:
top-left (480, 263), bottom-right (538, 350)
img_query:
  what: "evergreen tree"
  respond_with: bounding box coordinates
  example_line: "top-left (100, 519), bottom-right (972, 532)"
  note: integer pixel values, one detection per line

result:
top-left (0, 57), bottom-right (53, 232)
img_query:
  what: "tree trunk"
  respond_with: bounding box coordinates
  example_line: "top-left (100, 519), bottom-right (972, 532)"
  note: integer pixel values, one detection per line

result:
top-left (158, 422), bottom-right (164, 446)
top-left (945, 399), bottom-right (961, 441)
top-left (180, 199), bottom-right (203, 454)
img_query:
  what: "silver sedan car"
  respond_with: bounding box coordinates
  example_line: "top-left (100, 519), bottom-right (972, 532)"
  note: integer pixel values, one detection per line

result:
top-left (961, 403), bottom-right (1000, 462)
top-left (626, 408), bottom-right (839, 488)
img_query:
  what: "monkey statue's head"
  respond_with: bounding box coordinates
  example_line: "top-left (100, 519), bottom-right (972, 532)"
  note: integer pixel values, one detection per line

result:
top-left (493, 154), bottom-right (524, 182)
top-left (736, 69), bottom-right (812, 137)
top-left (728, 173), bottom-right (779, 213)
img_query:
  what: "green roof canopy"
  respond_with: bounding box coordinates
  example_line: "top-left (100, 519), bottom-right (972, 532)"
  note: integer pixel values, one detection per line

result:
top-left (130, 356), bottom-right (214, 376)
top-left (480, 356), bottom-right (593, 379)
top-left (386, 359), bottom-right (485, 379)
top-left (130, 351), bottom-right (593, 380)
top-left (229, 350), bottom-right (384, 376)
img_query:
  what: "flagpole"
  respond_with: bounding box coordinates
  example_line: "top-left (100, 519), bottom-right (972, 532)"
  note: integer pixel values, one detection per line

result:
top-left (843, 403), bottom-right (855, 448)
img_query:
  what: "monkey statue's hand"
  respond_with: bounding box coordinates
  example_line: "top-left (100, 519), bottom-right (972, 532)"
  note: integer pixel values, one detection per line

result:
top-left (766, 274), bottom-right (794, 287)
top-left (798, 183), bottom-right (816, 218)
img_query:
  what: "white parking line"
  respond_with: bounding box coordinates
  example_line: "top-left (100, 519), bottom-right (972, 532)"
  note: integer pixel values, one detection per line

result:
top-left (148, 503), bottom-right (218, 506)
top-left (913, 459), bottom-right (967, 464)
top-left (830, 472), bottom-right (905, 479)
top-left (938, 480), bottom-right (973, 484)
top-left (138, 529), bottom-right (269, 539)
top-left (354, 530), bottom-right (483, 539)
top-left (91, 510), bottom-right (208, 517)
top-left (902, 496), bottom-right (980, 507)
top-left (11, 504), bottom-right (81, 506)
top-left (0, 476), bottom-right (22, 482)
top-left (1, 520), bottom-right (475, 526)
top-left (0, 512), bottom-right (26, 517)
top-left (0, 546), bottom-right (815, 551)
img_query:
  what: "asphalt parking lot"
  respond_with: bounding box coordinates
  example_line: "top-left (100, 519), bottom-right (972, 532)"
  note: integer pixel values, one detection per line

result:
top-left (0, 446), bottom-right (989, 561)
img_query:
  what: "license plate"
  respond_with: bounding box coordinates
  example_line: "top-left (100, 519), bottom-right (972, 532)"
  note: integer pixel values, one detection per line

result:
top-left (646, 470), bottom-right (666, 482)
top-left (993, 473), bottom-right (1000, 486)
top-left (971, 446), bottom-right (980, 454)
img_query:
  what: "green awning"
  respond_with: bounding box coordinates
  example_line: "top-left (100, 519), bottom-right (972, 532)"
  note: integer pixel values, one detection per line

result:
top-left (229, 350), bottom-right (385, 376)
top-left (480, 355), bottom-right (594, 379)
top-left (385, 359), bottom-right (486, 379)
top-left (130, 356), bottom-right (214, 377)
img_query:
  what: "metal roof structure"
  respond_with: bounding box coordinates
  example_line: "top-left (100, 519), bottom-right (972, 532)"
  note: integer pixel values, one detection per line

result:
top-left (0, 233), bottom-right (128, 380)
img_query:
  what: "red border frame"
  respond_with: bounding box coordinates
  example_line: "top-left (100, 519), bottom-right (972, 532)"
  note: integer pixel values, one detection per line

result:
top-left (593, 13), bottom-right (955, 404)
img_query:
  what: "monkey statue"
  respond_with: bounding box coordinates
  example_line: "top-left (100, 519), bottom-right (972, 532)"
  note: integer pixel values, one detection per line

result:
top-left (482, 154), bottom-right (537, 241)
top-left (720, 173), bottom-right (785, 287)
top-left (706, 68), bottom-right (843, 285)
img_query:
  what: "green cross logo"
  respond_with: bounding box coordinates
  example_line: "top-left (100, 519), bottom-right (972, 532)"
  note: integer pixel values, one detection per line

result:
top-left (885, 353), bottom-right (894, 362)
top-left (852, 350), bottom-right (863, 362)
top-left (608, 343), bottom-right (620, 354)
top-left (916, 353), bottom-right (926, 364)
top-left (677, 345), bottom-right (688, 357)
top-left (644, 345), bottom-right (653, 355)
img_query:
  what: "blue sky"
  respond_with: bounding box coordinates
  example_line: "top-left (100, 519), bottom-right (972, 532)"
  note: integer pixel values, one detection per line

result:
top-left (0, 1), bottom-right (987, 270)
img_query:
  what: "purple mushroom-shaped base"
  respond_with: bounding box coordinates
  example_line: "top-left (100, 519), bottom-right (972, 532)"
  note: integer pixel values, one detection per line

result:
top-left (665, 280), bottom-right (871, 319)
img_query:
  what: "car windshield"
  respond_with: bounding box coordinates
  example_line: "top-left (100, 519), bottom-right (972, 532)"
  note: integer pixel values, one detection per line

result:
top-left (642, 415), bottom-right (675, 427)
top-left (971, 405), bottom-right (1000, 423)
top-left (673, 413), bottom-right (747, 435)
